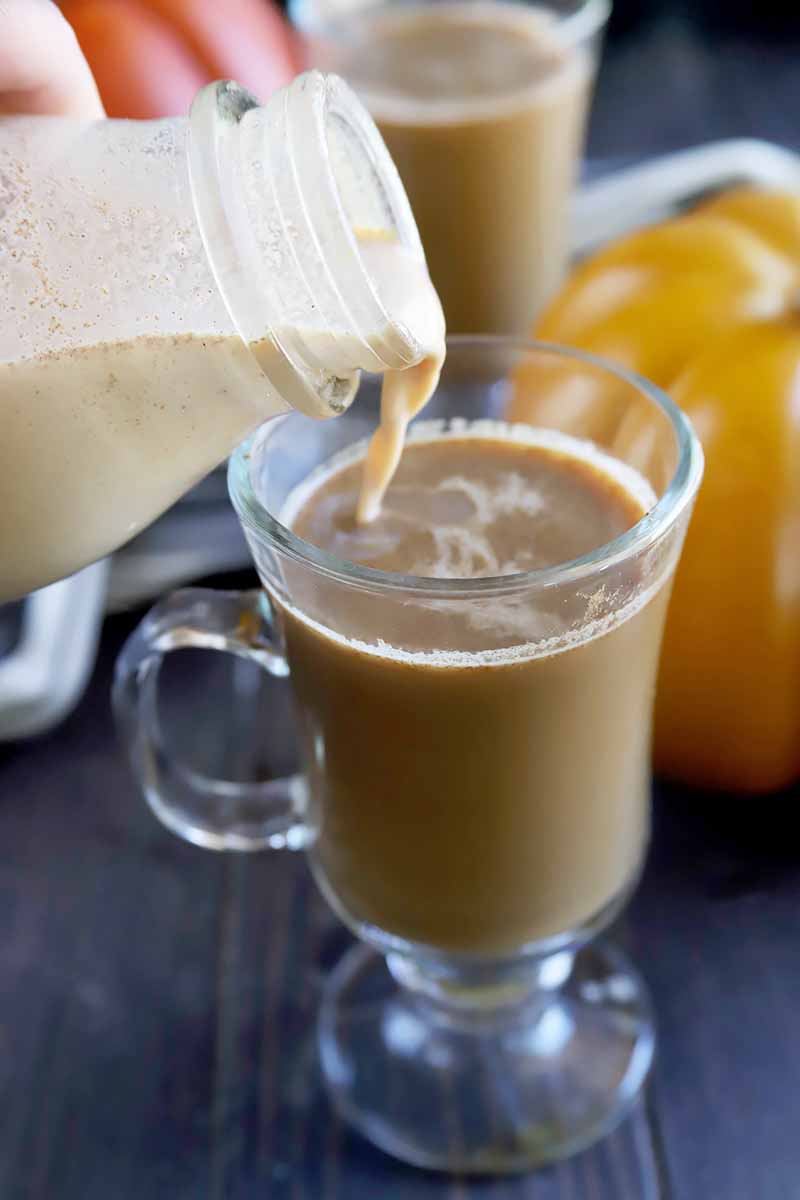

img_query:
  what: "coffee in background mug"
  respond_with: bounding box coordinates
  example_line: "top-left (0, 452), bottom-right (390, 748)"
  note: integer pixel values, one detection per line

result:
top-left (299, 0), bottom-right (609, 333)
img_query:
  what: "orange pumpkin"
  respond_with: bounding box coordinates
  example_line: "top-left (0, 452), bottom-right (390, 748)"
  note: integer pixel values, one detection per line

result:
top-left (60, 0), bottom-right (299, 119)
top-left (508, 189), bottom-right (800, 794)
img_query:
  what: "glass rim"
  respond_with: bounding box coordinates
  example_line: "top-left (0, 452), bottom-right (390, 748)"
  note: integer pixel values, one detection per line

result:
top-left (228, 335), bottom-right (703, 599)
top-left (559, 0), bottom-right (611, 46)
top-left (295, 0), bottom-right (611, 45)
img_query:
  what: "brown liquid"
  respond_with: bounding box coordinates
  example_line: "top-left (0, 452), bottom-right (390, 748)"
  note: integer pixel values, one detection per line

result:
top-left (323, 2), bottom-right (592, 333)
top-left (279, 424), bottom-right (669, 954)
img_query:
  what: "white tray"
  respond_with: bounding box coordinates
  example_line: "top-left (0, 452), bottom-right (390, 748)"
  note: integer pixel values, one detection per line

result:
top-left (3, 137), bottom-right (799, 740)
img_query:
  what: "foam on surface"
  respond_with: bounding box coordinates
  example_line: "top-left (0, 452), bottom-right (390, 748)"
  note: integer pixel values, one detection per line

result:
top-left (348, 1), bottom-right (590, 126)
top-left (280, 418), bottom-right (657, 526)
top-left (274, 420), bottom-right (661, 669)
top-left (280, 582), bottom-right (661, 669)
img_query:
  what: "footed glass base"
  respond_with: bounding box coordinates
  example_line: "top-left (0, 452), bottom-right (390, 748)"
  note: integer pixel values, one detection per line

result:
top-left (318, 939), bottom-right (654, 1173)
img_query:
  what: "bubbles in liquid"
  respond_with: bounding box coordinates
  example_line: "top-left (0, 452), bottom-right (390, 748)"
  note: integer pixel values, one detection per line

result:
top-left (424, 471), bottom-right (546, 577)
top-left (275, 420), bottom-right (661, 667)
top-left (292, 471), bottom-right (547, 577)
top-left (282, 419), bottom-right (657, 581)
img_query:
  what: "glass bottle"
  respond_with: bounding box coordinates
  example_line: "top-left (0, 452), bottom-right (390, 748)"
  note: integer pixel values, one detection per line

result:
top-left (0, 71), bottom-right (429, 600)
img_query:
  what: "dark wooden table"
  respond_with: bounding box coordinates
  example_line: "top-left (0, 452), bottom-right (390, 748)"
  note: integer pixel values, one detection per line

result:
top-left (3, 17), bottom-right (800, 1200)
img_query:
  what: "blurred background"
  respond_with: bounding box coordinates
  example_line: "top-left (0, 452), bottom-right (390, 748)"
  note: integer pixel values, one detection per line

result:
top-left (55, 0), bottom-right (800, 153)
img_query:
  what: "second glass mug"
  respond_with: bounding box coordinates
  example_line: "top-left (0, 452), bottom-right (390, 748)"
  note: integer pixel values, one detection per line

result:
top-left (297, 0), bottom-right (611, 334)
top-left (114, 337), bottom-right (702, 1173)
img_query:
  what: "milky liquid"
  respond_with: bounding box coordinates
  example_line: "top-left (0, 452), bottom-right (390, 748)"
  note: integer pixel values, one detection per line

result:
top-left (325, 1), bottom-right (593, 333)
top-left (351, 231), bottom-right (446, 525)
top-left (0, 234), bottom-right (443, 600)
top-left (0, 332), bottom-right (278, 601)
top-left (276, 424), bottom-right (672, 952)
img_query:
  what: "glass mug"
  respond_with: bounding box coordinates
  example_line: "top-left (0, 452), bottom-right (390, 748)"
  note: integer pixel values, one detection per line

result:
top-left (297, 0), bottom-right (610, 334)
top-left (114, 338), bottom-right (703, 1172)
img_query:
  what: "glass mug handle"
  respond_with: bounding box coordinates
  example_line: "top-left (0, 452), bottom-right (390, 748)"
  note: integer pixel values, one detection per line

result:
top-left (113, 588), bottom-right (308, 852)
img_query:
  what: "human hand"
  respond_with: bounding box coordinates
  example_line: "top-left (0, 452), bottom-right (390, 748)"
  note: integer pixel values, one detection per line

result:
top-left (0, 0), bottom-right (103, 116)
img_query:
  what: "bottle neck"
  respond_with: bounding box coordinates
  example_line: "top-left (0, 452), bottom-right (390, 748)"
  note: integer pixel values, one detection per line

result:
top-left (187, 72), bottom-right (429, 418)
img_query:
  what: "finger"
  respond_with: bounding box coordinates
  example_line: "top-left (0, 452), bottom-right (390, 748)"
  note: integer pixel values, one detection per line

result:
top-left (0, 0), bottom-right (104, 116)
